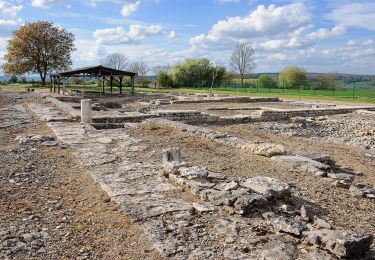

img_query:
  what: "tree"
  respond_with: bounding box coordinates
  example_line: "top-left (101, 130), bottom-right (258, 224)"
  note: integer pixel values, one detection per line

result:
top-left (157, 72), bottom-right (173, 88)
top-left (129, 61), bottom-right (149, 87)
top-left (8, 75), bottom-right (18, 84)
top-left (171, 58), bottom-right (226, 88)
top-left (3, 21), bottom-right (76, 85)
top-left (209, 65), bottom-right (226, 96)
top-left (102, 53), bottom-right (128, 70)
top-left (258, 75), bottom-right (277, 88)
top-left (230, 42), bottom-right (256, 88)
top-left (279, 66), bottom-right (308, 88)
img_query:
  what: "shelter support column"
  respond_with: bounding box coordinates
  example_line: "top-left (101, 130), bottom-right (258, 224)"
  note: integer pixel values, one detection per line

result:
top-left (102, 77), bottom-right (105, 95)
top-left (63, 78), bottom-right (67, 95)
top-left (53, 77), bottom-right (56, 93)
top-left (110, 76), bottom-right (113, 94)
top-left (131, 76), bottom-right (135, 94)
top-left (81, 99), bottom-right (92, 124)
top-left (119, 76), bottom-right (123, 95)
top-left (57, 77), bottom-right (61, 94)
top-left (50, 76), bottom-right (53, 92)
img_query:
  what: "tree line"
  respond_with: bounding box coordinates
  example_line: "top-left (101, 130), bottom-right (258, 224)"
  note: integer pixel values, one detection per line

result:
top-left (1, 21), bottom-right (368, 91)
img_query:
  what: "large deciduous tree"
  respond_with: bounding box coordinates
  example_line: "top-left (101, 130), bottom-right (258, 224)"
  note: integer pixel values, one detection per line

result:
top-left (230, 43), bottom-right (256, 88)
top-left (2, 21), bottom-right (76, 85)
top-left (171, 58), bottom-right (226, 88)
top-left (278, 66), bottom-right (308, 88)
top-left (102, 53), bottom-right (128, 70)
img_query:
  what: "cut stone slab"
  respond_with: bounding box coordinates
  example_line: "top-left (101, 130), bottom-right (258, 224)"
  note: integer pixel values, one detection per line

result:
top-left (302, 229), bottom-right (373, 258)
top-left (214, 181), bottom-right (239, 191)
top-left (263, 212), bottom-right (307, 236)
top-left (326, 172), bottom-right (354, 181)
top-left (332, 180), bottom-right (351, 189)
top-left (272, 155), bottom-right (330, 176)
top-left (163, 147), bottom-right (181, 164)
top-left (192, 203), bottom-right (215, 213)
top-left (245, 143), bottom-right (287, 157)
top-left (179, 166), bottom-right (208, 180)
top-left (240, 176), bottom-right (291, 199)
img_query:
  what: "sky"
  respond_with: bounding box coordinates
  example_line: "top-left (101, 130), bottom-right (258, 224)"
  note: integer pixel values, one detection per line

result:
top-left (0, 0), bottom-right (375, 74)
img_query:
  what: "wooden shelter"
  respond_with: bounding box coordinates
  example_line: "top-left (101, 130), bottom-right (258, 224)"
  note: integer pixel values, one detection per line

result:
top-left (50, 65), bottom-right (137, 95)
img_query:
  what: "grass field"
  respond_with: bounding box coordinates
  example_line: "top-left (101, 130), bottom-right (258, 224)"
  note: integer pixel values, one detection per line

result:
top-left (2, 83), bottom-right (375, 104)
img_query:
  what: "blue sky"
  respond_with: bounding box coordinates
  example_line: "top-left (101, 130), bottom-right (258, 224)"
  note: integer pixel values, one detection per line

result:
top-left (0, 0), bottom-right (375, 74)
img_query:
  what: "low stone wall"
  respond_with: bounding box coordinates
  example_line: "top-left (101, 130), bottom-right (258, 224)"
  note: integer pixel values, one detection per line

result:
top-left (46, 96), bottom-right (80, 119)
top-left (171, 97), bottom-right (281, 104)
top-left (256, 106), bottom-right (375, 121)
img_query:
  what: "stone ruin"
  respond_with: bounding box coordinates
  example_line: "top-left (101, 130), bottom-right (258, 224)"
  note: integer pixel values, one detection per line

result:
top-left (13, 92), bottom-right (375, 258)
top-left (161, 148), bottom-right (373, 259)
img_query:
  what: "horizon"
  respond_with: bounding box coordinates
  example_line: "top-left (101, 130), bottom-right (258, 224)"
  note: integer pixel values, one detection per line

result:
top-left (0, 0), bottom-right (375, 75)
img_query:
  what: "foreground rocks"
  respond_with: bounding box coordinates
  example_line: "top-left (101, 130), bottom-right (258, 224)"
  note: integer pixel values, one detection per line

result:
top-left (10, 94), bottom-right (373, 259)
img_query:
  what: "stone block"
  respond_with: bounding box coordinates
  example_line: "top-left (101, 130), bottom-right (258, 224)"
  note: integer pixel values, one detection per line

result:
top-left (240, 176), bottom-right (291, 199)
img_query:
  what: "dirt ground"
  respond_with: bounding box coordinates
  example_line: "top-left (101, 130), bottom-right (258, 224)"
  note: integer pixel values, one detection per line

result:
top-left (0, 92), bottom-right (161, 259)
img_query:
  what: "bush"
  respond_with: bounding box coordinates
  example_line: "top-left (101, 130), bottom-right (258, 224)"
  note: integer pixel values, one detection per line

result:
top-left (157, 72), bottom-right (173, 88)
top-left (258, 75), bottom-right (277, 88)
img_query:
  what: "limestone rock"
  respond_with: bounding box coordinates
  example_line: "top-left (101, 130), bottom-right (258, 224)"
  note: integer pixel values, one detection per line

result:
top-left (179, 166), bottom-right (208, 180)
top-left (259, 242), bottom-right (298, 260)
top-left (214, 181), bottom-right (239, 191)
top-left (192, 203), bottom-right (215, 213)
top-left (326, 172), bottom-right (354, 181)
top-left (332, 180), bottom-right (351, 189)
top-left (349, 183), bottom-right (375, 198)
top-left (163, 147), bottom-right (181, 164)
top-left (240, 176), bottom-right (291, 199)
top-left (245, 143), bottom-right (287, 157)
top-left (290, 116), bottom-right (307, 123)
top-left (302, 229), bottom-right (373, 258)
top-left (263, 212), bottom-right (307, 236)
top-left (301, 205), bottom-right (313, 222)
top-left (233, 193), bottom-right (268, 215)
top-left (272, 155), bottom-right (330, 176)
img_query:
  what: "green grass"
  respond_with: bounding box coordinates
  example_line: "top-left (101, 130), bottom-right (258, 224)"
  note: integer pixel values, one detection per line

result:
top-left (2, 83), bottom-right (375, 104)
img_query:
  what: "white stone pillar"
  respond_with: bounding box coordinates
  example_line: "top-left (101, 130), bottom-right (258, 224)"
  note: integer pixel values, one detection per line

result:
top-left (81, 99), bottom-right (92, 124)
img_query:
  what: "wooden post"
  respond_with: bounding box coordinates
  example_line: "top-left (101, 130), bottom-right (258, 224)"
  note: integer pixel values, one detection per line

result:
top-left (63, 77), bottom-right (67, 95)
top-left (57, 76), bottom-right (61, 94)
top-left (50, 76), bottom-right (53, 92)
top-left (102, 77), bottom-right (105, 95)
top-left (110, 76), bottom-right (113, 94)
top-left (53, 77), bottom-right (56, 93)
top-left (119, 76), bottom-right (123, 95)
top-left (131, 76), bottom-right (135, 95)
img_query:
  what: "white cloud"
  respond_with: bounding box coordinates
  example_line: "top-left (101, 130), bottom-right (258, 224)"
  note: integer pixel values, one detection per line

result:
top-left (0, 1), bottom-right (22, 17)
top-left (121, 1), bottom-right (141, 16)
top-left (31, 0), bottom-right (62, 8)
top-left (0, 1), bottom-right (23, 36)
top-left (168, 30), bottom-right (176, 39)
top-left (190, 3), bottom-right (310, 50)
top-left (307, 26), bottom-right (346, 40)
top-left (93, 24), bottom-right (164, 45)
top-left (328, 3), bottom-right (375, 31)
